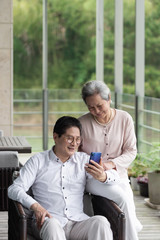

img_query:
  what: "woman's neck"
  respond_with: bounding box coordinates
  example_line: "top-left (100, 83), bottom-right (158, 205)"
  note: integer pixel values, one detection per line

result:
top-left (94, 108), bottom-right (115, 126)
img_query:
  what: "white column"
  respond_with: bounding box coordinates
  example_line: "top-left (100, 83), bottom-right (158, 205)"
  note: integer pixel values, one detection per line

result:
top-left (114, 0), bottom-right (123, 94)
top-left (135, 0), bottom-right (145, 97)
top-left (0, 0), bottom-right (13, 136)
top-left (96, 0), bottom-right (104, 81)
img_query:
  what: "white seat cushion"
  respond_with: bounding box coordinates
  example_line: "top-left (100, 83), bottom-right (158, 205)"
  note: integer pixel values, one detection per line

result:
top-left (0, 151), bottom-right (19, 167)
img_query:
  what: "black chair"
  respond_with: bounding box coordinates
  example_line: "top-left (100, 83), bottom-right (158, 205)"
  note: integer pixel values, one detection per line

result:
top-left (92, 195), bottom-right (125, 240)
top-left (8, 193), bottom-right (125, 240)
top-left (0, 151), bottom-right (20, 210)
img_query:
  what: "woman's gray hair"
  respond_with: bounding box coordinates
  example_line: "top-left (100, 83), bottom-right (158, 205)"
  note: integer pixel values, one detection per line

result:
top-left (81, 80), bottom-right (111, 102)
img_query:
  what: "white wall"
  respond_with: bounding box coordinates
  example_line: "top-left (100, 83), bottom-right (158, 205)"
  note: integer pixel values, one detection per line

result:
top-left (0, 0), bottom-right (13, 136)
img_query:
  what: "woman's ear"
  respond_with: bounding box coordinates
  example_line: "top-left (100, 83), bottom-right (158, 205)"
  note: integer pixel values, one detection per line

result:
top-left (107, 94), bottom-right (112, 104)
top-left (108, 93), bottom-right (111, 101)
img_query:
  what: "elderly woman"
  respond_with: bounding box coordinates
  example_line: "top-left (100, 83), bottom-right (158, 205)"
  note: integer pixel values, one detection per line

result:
top-left (79, 80), bottom-right (142, 234)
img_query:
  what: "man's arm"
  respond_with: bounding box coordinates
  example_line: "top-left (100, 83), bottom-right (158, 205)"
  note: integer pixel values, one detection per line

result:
top-left (8, 156), bottom-right (52, 229)
top-left (8, 182), bottom-right (37, 209)
top-left (8, 184), bottom-right (52, 229)
top-left (85, 158), bottom-right (120, 184)
top-left (8, 157), bottom-right (38, 209)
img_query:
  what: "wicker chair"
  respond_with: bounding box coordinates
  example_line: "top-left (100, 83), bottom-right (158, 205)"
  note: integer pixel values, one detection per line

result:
top-left (8, 193), bottom-right (125, 240)
top-left (0, 151), bottom-right (19, 211)
top-left (92, 195), bottom-right (126, 240)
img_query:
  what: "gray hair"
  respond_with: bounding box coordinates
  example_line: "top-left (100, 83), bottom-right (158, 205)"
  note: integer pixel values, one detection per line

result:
top-left (81, 80), bottom-right (111, 102)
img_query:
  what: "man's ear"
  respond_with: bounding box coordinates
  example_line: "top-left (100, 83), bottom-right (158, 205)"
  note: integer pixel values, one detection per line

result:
top-left (53, 133), bottom-right (58, 142)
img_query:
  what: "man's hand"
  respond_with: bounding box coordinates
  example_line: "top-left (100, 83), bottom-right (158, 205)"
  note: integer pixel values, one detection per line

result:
top-left (85, 158), bottom-right (107, 182)
top-left (30, 203), bottom-right (52, 229)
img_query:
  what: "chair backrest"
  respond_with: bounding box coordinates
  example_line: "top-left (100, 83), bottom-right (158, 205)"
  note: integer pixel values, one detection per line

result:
top-left (83, 192), bottom-right (94, 216)
top-left (0, 151), bottom-right (19, 210)
top-left (0, 167), bottom-right (20, 210)
top-left (0, 151), bottom-right (19, 167)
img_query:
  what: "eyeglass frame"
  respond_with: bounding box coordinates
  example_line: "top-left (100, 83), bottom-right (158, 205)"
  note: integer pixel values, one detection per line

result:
top-left (63, 135), bottom-right (81, 145)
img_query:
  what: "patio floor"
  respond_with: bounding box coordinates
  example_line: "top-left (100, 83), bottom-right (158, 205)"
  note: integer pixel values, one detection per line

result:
top-left (134, 191), bottom-right (160, 240)
top-left (1, 190), bottom-right (160, 240)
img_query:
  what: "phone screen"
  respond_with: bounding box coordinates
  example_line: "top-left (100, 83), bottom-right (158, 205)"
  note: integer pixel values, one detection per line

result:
top-left (89, 152), bottom-right (101, 165)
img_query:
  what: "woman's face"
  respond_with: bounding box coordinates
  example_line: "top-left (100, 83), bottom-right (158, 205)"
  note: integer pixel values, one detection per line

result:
top-left (85, 94), bottom-right (111, 120)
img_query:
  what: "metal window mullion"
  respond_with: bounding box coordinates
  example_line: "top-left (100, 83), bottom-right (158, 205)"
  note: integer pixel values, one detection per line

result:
top-left (43, 0), bottom-right (48, 150)
top-left (114, 0), bottom-right (123, 94)
top-left (96, 0), bottom-right (104, 81)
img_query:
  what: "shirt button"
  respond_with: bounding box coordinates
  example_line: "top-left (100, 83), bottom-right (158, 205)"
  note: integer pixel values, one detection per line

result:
top-left (65, 197), bottom-right (67, 199)
top-left (66, 208), bottom-right (68, 211)
top-left (108, 178), bottom-right (110, 180)
top-left (107, 154), bottom-right (109, 155)
top-left (63, 187), bottom-right (65, 189)
top-left (63, 176), bottom-right (64, 178)
top-left (105, 134), bottom-right (107, 136)
top-left (63, 165), bottom-right (65, 167)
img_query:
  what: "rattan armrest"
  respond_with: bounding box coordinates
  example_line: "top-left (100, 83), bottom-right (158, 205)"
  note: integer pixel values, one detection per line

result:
top-left (15, 200), bottom-right (27, 217)
top-left (8, 198), bottom-right (27, 240)
top-left (92, 195), bottom-right (126, 240)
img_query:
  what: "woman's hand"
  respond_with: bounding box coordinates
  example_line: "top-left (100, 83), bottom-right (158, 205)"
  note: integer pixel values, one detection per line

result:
top-left (85, 158), bottom-right (107, 182)
top-left (103, 161), bottom-right (116, 170)
top-left (30, 203), bottom-right (52, 229)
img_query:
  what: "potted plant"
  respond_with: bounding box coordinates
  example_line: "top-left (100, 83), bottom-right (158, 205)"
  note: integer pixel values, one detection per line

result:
top-left (137, 176), bottom-right (149, 197)
top-left (128, 153), bottom-right (148, 191)
top-left (146, 144), bottom-right (160, 205)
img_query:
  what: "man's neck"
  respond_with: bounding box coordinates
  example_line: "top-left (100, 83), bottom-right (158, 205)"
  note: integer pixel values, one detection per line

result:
top-left (53, 146), bottom-right (70, 163)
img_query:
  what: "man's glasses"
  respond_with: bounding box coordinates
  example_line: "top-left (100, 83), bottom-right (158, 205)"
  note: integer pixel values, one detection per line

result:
top-left (64, 135), bottom-right (81, 145)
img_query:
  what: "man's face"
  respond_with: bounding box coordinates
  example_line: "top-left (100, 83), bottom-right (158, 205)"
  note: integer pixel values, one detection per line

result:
top-left (53, 127), bottom-right (81, 160)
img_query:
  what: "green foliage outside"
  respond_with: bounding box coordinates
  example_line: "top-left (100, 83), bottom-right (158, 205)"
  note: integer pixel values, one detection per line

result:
top-left (13, 0), bottom-right (160, 97)
top-left (129, 143), bottom-right (160, 177)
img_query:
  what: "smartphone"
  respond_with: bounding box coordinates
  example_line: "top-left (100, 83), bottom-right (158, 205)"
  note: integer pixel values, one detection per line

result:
top-left (89, 152), bottom-right (101, 165)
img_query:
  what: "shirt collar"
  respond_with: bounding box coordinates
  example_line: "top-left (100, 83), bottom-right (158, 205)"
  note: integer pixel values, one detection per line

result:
top-left (49, 146), bottom-right (77, 164)
top-left (49, 147), bottom-right (58, 162)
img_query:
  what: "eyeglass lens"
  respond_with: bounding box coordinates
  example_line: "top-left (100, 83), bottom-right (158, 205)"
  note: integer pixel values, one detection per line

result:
top-left (66, 136), bottom-right (81, 144)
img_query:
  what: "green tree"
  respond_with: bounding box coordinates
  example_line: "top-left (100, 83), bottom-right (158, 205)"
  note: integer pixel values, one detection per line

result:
top-left (13, 0), bottom-right (42, 88)
top-left (145, 0), bottom-right (160, 97)
top-left (13, 0), bottom-right (160, 98)
top-left (47, 0), bottom-right (96, 88)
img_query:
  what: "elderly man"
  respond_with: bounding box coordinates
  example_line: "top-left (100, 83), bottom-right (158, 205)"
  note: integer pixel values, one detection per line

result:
top-left (8, 116), bottom-right (114, 240)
